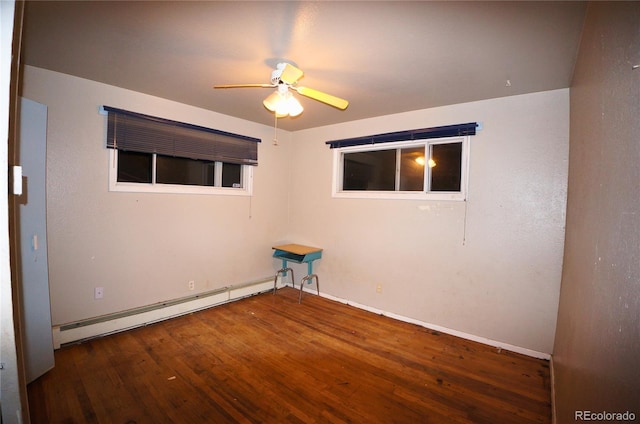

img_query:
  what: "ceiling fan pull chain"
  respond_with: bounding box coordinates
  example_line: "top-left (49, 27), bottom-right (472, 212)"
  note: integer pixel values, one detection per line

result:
top-left (273, 112), bottom-right (279, 146)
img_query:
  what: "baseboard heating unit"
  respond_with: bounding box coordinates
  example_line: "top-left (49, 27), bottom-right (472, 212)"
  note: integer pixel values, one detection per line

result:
top-left (52, 277), bottom-right (275, 348)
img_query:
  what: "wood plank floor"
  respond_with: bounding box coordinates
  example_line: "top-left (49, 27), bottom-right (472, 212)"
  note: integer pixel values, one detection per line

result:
top-left (28, 287), bottom-right (551, 424)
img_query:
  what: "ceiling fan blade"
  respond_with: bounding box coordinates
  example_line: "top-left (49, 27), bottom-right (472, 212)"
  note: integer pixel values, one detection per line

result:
top-left (213, 84), bottom-right (275, 89)
top-left (279, 63), bottom-right (304, 85)
top-left (295, 86), bottom-right (349, 110)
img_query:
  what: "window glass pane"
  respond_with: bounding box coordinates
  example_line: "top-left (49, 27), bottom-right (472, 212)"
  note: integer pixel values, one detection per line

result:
top-left (343, 150), bottom-right (396, 191)
top-left (399, 147), bottom-right (425, 191)
top-left (430, 142), bottom-right (462, 191)
top-left (222, 162), bottom-right (242, 188)
top-left (117, 150), bottom-right (152, 183)
top-left (156, 155), bottom-right (215, 186)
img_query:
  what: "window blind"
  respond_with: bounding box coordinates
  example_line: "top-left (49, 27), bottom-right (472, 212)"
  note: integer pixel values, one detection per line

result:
top-left (326, 122), bottom-right (478, 149)
top-left (103, 106), bottom-right (261, 165)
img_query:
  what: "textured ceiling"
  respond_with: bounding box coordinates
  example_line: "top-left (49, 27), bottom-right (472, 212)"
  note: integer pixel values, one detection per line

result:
top-left (21, 1), bottom-right (587, 131)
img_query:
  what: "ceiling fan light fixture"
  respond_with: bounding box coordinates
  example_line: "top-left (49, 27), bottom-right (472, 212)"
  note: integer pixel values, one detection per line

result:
top-left (286, 95), bottom-right (304, 117)
top-left (263, 91), bottom-right (282, 113)
top-left (275, 99), bottom-right (290, 117)
top-left (263, 90), bottom-right (303, 118)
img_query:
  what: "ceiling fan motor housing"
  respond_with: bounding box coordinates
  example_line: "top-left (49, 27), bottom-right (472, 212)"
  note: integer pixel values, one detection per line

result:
top-left (271, 63), bottom-right (287, 85)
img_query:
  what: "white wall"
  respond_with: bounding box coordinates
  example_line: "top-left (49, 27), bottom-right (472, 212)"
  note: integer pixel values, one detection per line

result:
top-left (22, 65), bottom-right (292, 326)
top-left (288, 89), bottom-right (569, 355)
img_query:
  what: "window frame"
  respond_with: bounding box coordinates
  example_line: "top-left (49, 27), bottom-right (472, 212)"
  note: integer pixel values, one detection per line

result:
top-left (331, 136), bottom-right (470, 201)
top-left (108, 149), bottom-right (254, 196)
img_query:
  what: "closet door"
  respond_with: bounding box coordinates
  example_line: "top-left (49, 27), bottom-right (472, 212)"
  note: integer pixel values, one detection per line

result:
top-left (19, 97), bottom-right (54, 383)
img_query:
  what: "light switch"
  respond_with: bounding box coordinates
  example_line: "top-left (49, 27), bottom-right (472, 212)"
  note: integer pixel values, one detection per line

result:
top-left (12, 166), bottom-right (22, 195)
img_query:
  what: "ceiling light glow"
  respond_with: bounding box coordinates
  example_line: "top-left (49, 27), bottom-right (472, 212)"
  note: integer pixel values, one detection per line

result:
top-left (263, 89), bottom-right (303, 118)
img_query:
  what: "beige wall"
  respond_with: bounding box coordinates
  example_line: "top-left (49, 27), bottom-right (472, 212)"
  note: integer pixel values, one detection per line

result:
top-left (23, 66), bottom-right (570, 357)
top-left (22, 65), bottom-right (292, 326)
top-left (288, 89), bottom-right (569, 355)
top-left (553, 2), bottom-right (640, 422)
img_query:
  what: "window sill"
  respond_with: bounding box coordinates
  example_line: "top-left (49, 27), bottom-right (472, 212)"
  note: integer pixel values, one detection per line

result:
top-left (332, 191), bottom-right (465, 201)
top-left (109, 182), bottom-right (252, 196)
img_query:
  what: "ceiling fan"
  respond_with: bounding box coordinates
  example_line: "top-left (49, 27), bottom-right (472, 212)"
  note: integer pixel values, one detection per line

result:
top-left (214, 62), bottom-right (349, 118)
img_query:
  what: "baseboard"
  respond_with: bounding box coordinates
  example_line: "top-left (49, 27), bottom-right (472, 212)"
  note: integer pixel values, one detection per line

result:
top-left (311, 288), bottom-right (552, 360)
top-left (52, 277), bottom-right (275, 348)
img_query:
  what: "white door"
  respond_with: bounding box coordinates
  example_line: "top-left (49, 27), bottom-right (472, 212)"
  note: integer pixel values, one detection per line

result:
top-left (18, 97), bottom-right (54, 383)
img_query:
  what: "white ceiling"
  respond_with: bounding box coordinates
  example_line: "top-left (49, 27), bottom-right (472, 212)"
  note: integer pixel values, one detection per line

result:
top-left (21, 1), bottom-right (587, 131)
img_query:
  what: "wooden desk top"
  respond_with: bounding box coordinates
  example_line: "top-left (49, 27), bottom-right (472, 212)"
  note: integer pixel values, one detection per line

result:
top-left (272, 243), bottom-right (322, 255)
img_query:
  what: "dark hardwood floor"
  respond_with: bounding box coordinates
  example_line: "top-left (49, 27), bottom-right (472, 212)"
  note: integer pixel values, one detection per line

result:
top-left (27, 287), bottom-right (551, 423)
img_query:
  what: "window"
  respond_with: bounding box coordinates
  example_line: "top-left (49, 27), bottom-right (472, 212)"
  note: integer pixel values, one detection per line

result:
top-left (109, 151), bottom-right (250, 195)
top-left (334, 137), bottom-right (469, 200)
top-left (328, 123), bottom-right (476, 200)
top-left (103, 106), bottom-right (259, 195)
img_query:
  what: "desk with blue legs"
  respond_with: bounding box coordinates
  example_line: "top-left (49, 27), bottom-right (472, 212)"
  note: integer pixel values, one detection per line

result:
top-left (272, 244), bottom-right (322, 303)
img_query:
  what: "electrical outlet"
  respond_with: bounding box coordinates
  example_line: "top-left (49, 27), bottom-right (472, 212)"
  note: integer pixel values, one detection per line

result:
top-left (94, 287), bottom-right (104, 299)
top-left (188, 280), bottom-right (195, 290)
top-left (376, 284), bottom-right (382, 293)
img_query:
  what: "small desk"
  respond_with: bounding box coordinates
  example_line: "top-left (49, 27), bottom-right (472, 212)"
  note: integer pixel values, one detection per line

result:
top-left (272, 244), bottom-right (322, 302)
top-left (272, 243), bottom-right (323, 276)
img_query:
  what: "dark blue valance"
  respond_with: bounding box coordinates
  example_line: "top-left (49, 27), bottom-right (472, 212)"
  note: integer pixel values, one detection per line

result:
top-left (103, 106), bottom-right (261, 165)
top-left (326, 122), bottom-right (478, 149)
